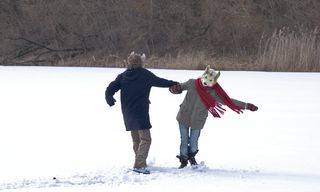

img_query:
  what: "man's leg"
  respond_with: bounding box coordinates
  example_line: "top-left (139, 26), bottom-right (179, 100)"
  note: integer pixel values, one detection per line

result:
top-left (131, 130), bottom-right (140, 156)
top-left (134, 129), bottom-right (151, 168)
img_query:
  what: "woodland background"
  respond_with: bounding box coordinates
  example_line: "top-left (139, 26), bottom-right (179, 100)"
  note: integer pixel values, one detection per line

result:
top-left (1, 0), bottom-right (320, 71)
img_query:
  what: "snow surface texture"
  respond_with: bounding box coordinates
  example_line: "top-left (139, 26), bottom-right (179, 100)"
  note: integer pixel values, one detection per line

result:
top-left (0, 66), bottom-right (320, 192)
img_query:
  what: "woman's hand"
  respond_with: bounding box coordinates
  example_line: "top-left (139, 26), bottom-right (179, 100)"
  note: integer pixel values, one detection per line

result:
top-left (246, 103), bottom-right (258, 111)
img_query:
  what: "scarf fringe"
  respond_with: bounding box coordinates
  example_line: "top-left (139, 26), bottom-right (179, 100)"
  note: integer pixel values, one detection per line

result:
top-left (195, 78), bottom-right (243, 118)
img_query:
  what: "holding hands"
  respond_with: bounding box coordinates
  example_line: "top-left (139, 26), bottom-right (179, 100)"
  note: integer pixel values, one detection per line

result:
top-left (169, 84), bottom-right (182, 94)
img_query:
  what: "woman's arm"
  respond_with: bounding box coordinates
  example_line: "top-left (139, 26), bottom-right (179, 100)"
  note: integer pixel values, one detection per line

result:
top-left (180, 79), bottom-right (192, 91)
top-left (209, 91), bottom-right (247, 109)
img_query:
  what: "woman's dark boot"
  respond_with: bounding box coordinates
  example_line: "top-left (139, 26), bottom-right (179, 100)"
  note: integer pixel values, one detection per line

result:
top-left (188, 150), bottom-right (199, 166)
top-left (176, 155), bottom-right (188, 169)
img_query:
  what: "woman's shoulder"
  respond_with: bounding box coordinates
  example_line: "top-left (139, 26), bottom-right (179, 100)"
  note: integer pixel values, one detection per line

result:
top-left (187, 79), bottom-right (197, 86)
top-left (181, 79), bottom-right (197, 90)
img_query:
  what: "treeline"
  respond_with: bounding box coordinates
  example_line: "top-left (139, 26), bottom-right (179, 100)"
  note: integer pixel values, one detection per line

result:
top-left (1, 0), bottom-right (320, 71)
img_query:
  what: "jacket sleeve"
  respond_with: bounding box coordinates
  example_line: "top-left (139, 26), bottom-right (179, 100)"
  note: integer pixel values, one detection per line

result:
top-left (148, 71), bottom-right (178, 87)
top-left (230, 98), bottom-right (247, 109)
top-left (180, 79), bottom-right (193, 91)
top-left (210, 91), bottom-right (247, 109)
top-left (105, 74), bottom-right (121, 106)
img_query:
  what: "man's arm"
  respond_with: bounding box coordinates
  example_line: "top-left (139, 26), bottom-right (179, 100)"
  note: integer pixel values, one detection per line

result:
top-left (105, 74), bottom-right (121, 106)
top-left (148, 71), bottom-right (178, 87)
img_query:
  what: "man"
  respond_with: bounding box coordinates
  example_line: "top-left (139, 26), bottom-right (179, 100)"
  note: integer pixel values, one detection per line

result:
top-left (105, 52), bottom-right (178, 174)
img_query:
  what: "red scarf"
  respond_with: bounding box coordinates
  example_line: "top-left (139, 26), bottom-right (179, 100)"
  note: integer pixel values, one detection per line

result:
top-left (195, 78), bottom-right (243, 118)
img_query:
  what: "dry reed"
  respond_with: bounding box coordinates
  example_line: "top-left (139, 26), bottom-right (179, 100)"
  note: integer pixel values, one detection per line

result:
top-left (257, 28), bottom-right (320, 72)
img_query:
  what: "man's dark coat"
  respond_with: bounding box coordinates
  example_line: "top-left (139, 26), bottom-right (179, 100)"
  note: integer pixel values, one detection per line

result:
top-left (106, 67), bottom-right (177, 131)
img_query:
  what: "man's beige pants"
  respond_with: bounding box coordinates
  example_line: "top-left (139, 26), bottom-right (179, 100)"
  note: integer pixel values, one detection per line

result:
top-left (130, 129), bottom-right (152, 168)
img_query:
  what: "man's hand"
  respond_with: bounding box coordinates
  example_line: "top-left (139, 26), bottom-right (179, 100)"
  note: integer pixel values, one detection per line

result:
top-left (246, 103), bottom-right (258, 111)
top-left (106, 97), bottom-right (116, 107)
top-left (169, 84), bottom-right (182, 94)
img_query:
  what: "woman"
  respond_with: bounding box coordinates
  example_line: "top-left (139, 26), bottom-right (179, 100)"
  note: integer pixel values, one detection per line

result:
top-left (169, 65), bottom-right (258, 168)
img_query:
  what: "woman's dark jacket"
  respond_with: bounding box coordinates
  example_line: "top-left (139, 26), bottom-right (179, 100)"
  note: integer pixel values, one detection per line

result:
top-left (105, 67), bottom-right (177, 131)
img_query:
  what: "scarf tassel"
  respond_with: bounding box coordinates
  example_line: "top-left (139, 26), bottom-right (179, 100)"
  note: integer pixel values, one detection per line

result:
top-left (195, 78), bottom-right (243, 118)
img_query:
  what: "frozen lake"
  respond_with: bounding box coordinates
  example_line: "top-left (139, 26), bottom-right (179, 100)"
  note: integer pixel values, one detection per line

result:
top-left (0, 66), bottom-right (320, 191)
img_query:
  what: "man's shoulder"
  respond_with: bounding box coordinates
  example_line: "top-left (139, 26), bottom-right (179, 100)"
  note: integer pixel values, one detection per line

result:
top-left (140, 67), bottom-right (152, 73)
top-left (115, 72), bottom-right (123, 79)
top-left (138, 68), bottom-right (155, 78)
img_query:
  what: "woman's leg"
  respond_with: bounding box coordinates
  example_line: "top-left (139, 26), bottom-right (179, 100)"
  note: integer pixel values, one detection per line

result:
top-left (189, 128), bottom-right (201, 154)
top-left (188, 128), bottom-right (201, 165)
top-left (179, 123), bottom-right (190, 158)
top-left (177, 123), bottom-right (190, 168)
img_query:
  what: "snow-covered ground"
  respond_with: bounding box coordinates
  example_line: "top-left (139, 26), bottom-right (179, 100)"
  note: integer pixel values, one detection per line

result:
top-left (0, 66), bottom-right (320, 192)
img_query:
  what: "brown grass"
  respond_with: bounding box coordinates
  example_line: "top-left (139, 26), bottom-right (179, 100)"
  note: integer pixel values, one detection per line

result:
top-left (21, 51), bottom-right (256, 71)
top-left (257, 28), bottom-right (320, 72)
top-left (144, 52), bottom-right (257, 71)
top-left (3, 25), bottom-right (320, 72)
top-left (2, 0), bottom-right (320, 72)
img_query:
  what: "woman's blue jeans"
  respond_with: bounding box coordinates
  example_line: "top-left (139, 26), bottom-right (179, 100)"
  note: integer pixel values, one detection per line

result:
top-left (179, 123), bottom-right (201, 158)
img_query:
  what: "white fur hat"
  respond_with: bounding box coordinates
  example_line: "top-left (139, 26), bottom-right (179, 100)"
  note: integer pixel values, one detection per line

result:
top-left (127, 51), bottom-right (146, 69)
top-left (201, 65), bottom-right (220, 86)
